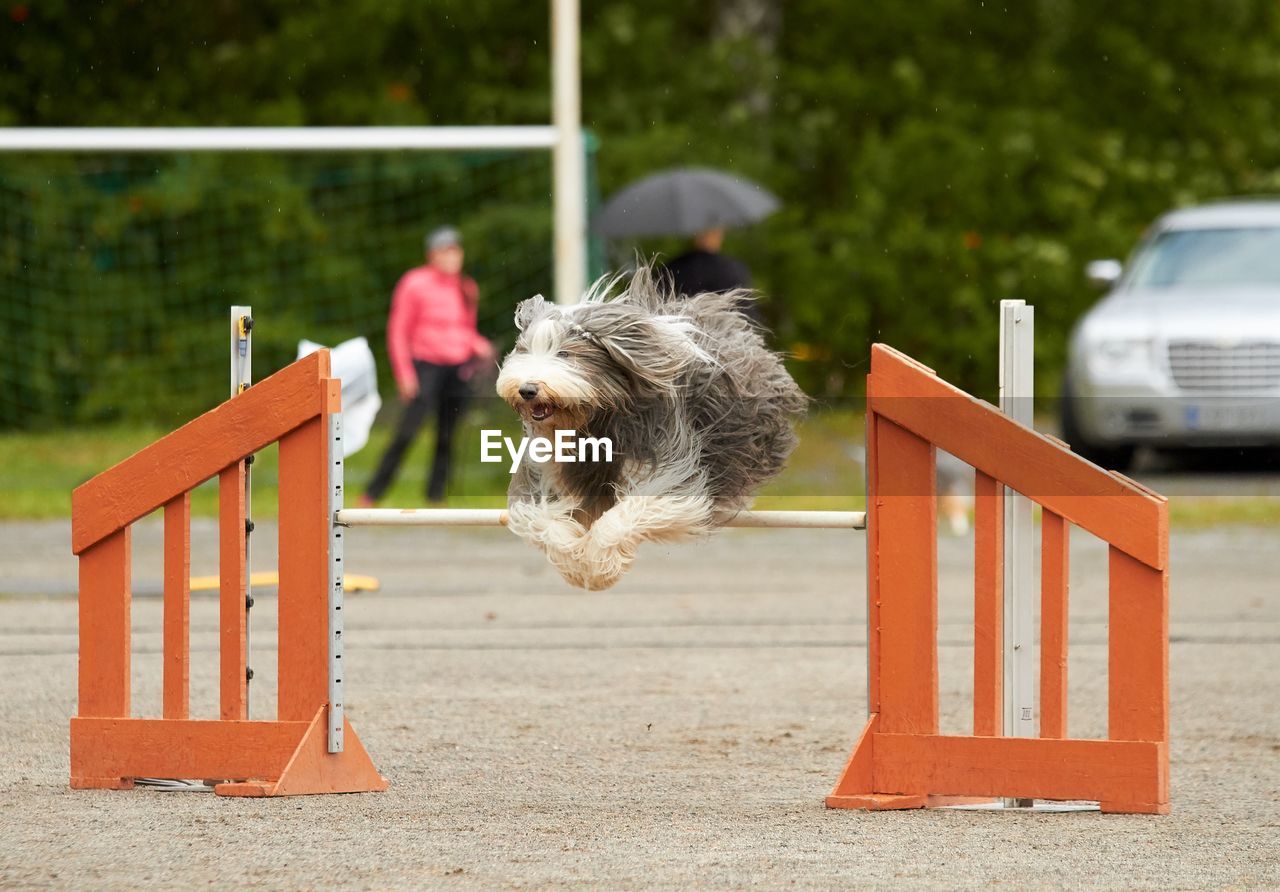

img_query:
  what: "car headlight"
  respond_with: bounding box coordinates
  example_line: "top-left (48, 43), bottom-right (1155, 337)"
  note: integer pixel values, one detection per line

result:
top-left (1089, 338), bottom-right (1152, 377)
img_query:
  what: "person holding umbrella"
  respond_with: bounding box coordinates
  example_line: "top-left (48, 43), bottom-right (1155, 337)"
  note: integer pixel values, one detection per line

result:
top-left (662, 226), bottom-right (761, 325)
top-left (593, 167), bottom-right (779, 324)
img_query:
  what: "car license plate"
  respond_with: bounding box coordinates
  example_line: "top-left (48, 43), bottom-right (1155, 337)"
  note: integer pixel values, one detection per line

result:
top-left (1184, 401), bottom-right (1280, 432)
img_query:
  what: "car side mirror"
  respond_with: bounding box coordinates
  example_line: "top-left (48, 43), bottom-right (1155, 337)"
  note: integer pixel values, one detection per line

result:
top-left (1086, 259), bottom-right (1123, 289)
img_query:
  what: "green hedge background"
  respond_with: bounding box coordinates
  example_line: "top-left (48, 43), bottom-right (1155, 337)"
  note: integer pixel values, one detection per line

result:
top-left (4, 0), bottom-right (1280, 427)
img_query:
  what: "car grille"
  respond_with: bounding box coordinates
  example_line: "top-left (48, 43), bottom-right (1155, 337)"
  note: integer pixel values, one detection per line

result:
top-left (1167, 340), bottom-right (1280, 391)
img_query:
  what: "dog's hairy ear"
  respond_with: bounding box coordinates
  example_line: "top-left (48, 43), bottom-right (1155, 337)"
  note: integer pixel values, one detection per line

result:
top-left (514, 294), bottom-right (548, 332)
top-left (594, 313), bottom-right (709, 398)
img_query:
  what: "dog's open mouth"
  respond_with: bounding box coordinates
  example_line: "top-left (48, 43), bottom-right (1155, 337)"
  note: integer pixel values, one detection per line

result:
top-left (529, 401), bottom-right (555, 422)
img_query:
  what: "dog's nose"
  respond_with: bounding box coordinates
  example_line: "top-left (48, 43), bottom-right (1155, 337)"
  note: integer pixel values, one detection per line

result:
top-left (518, 383), bottom-right (540, 401)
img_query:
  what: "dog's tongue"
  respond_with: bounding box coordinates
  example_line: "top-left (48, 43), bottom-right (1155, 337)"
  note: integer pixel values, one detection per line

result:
top-left (531, 402), bottom-right (553, 421)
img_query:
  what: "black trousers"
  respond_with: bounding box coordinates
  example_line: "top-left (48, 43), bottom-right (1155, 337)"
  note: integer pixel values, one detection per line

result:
top-left (365, 360), bottom-right (470, 502)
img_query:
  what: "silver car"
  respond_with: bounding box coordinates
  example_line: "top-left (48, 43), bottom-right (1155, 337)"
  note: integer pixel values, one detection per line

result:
top-left (1063, 200), bottom-right (1280, 469)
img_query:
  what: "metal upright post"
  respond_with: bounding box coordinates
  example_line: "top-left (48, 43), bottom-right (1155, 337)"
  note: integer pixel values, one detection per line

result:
top-left (230, 307), bottom-right (254, 714)
top-left (551, 0), bottom-right (586, 305)
top-left (999, 300), bottom-right (1036, 808)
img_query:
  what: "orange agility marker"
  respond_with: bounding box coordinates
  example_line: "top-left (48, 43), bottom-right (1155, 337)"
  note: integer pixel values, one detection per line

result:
top-left (825, 346), bottom-right (1169, 815)
top-left (70, 350), bottom-right (387, 796)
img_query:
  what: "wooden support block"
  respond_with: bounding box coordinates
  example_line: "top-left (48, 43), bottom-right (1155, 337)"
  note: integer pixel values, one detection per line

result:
top-left (827, 715), bottom-right (940, 810)
top-left (827, 792), bottom-right (928, 811)
top-left (216, 708), bottom-right (388, 797)
top-left (826, 715), bottom-right (877, 805)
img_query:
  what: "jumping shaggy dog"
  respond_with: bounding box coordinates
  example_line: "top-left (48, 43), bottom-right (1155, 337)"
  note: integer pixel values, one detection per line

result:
top-left (496, 269), bottom-right (807, 590)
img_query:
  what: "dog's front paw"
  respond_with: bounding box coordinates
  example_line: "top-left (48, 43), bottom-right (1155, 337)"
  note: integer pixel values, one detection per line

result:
top-left (553, 562), bottom-right (599, 591)
top-left (507, 499), bottom-right (599, 588)
top-left (570, 535), bottom-right (636, 591)
top-left (504, 500), bottom-right (544, 543)
top-left (578, 566), bottom-right (624, 591)
top-left (584, 505), bottom-right (631, 551)
top-left (506, 499), bottom-right (584, 548)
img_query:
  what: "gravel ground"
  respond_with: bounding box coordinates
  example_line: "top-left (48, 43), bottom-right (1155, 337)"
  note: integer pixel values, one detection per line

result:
top-left (1, 519), bottom-right (1277, 890)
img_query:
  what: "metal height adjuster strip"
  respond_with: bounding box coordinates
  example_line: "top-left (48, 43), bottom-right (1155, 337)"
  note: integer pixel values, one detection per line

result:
top-left (327, 412), bottom-right (345, 753)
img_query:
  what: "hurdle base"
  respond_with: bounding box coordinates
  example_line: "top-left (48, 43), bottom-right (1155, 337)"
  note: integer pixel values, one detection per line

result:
top-left (69, 707), bottom-right (388, 798)
top-left (826, 792), bottom-right (999, 811)
top-left (69, 776), bottom-right (135, 791)
top-left (826, 792), bottom-right (927, 810)
top-left (215, 708), bottom-right (389, 798)
top-left (1100, 800), bottom-right (1170, 815)
top-left (826, 715), bottom-right (1170, 815)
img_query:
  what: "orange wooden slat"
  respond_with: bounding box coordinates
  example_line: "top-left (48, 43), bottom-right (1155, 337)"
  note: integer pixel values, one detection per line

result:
top-left (163, 494), bottom-right (191, 720)
top-left (72, 350), bottom-right (332, 555)
top-left (70, 717), bottom-right (308, 781)
top-left (1041, 509), bottom-right (1070, 738)
top-left (867, 344), bottom-right (1167, 570)
top-left (277, 379), bottom-right (340, 721)
top-left (973, 471), bottom-right (1003, 737)
top-left (220, 463), bottom-right (247, 721)
top-left (864, 410), bottom-right (882, 714)
top-left (872, 417), bottom-right (938, 735)
top-left (872, 732), bottom-right (1166, 809)
top-left (1108, 546), bottom-right (1170, 757)
top-left (76, 528), bottom-right (131, 719)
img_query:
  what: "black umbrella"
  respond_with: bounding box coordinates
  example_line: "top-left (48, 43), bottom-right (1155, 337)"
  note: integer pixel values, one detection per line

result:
top-left (593, 167), bottom-right (781, 238)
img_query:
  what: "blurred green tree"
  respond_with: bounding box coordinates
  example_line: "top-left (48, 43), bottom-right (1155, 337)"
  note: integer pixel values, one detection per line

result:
top-left (3, 0), bottom-right (1280, 423)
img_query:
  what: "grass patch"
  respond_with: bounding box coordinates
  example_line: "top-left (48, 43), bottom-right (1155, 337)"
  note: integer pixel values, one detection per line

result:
top-left (1166, 497), bottom-right (1280, 528)
top-left (3, 406), bottom-right (1277, 527)
top-left (0, 404), bottom-right (867, 519)
top-left (0, 405), bottom-right (521, 520)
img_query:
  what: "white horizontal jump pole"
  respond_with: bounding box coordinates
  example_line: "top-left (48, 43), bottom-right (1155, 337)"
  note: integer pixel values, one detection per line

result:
top-left (335, 508), bottom-right (866, 530)
top-left (0, 126), bottom-right (559, 152)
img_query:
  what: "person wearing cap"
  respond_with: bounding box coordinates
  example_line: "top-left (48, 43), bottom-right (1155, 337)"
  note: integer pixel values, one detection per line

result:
top-left (360, 226), bottom-right (494, 505)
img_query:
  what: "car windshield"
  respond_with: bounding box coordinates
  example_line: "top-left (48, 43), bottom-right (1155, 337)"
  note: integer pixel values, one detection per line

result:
top-left (1125, 227), bottom-right (1280, 289)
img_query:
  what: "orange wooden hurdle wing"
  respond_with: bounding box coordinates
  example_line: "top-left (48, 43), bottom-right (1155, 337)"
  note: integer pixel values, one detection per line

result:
top-left (829, 344), bottom-right (1169, 815)
top-left (71, 351), bottom-right (386, 797)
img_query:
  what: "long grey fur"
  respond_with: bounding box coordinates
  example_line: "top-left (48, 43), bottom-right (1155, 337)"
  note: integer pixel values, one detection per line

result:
top-left (496, 267), bottom-right (808, 589)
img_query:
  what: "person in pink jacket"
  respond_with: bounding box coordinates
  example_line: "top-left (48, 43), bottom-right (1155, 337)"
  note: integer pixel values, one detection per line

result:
top-left (360, 226), bottom-right (494, 505)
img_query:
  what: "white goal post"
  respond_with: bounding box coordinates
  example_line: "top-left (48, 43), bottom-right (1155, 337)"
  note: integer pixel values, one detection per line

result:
top-left (0, 126), bottom-right (558, 152)
top-left (0, 0), bottom-right (587, 304)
